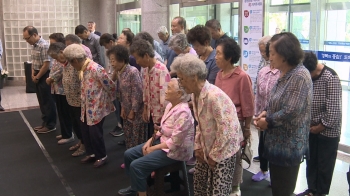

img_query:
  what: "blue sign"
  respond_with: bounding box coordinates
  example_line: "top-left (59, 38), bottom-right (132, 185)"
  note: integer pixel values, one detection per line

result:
top-left (243, 50), bottom-right (249, 58)
top-left (305, 50), bottom-right (350, 62)
top-left (299, 39), bottom-right (309, 44)
top-left (324, 41), bottom-right (350, 46)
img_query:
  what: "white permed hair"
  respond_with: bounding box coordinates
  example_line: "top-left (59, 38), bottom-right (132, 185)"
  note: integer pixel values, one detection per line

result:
top-left (258, 35), bottom-right (272, 46)
top-left (170, 78), bottom-right (191, 102)
top-left (157, 26), bottom-right (168, 35)
top-left (63, 44), bottom-right (86, 61)
top-left (171, 53), bottom-right (207, 80)
top-left (168, 33), bottom-right (189, 51)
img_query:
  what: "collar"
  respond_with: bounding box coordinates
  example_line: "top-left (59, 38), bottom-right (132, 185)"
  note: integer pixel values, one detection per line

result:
top-left (312, 64), bottom-right (326, 81)
top-left (33, 37), bottom-right (43, 47)
top-left (198, 81), bottom-right (211, 100)
top-left (204, 49), bottom-right (216, 63)
top-left (87, 33), bottom-right (93, 41)
top-left (278, 64), bottom-right (301, 82)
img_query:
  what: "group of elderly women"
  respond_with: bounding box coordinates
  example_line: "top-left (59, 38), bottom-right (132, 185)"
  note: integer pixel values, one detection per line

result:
top-left (45, 26), bottom-right (311, 196)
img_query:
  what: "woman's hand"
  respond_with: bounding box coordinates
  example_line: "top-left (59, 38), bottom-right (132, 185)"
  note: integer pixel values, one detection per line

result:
top-left (195, 149), bottom-right (205, 163)
top-left (256, 117), bottom-right (268, 130)
top-left (310, 123), bottom-right (325, 134)
top-left (45, 77), bottom-right (53, 85)
top-left (142, 142), bottom-right (150, 156)
top-left (208, 157), bottom-right (217, 171)
top-left (142, 107), bottom-right (149, 123)
top-left (154, 124), bottom-right (161, 131)
top-left (120, 107), bottom-right (126, 119)
top-left (127, 110), bottom-right (135, 121)
top-left (145, 146), bottom-right (156, 155)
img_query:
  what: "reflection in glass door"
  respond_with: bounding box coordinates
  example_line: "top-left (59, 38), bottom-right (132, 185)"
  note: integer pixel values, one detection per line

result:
top-left (291, 12), bottom-right (310, 50)
top-left (267, 12), bottom-right (288, 35)
top-left (117, 8), bottom-right (141, 34)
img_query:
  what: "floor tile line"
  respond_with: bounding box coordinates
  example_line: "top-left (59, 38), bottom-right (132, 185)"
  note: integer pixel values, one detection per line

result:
top-left (19, 110), bottom-right (75, 196)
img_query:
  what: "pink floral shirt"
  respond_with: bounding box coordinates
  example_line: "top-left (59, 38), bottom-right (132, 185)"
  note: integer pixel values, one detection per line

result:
top-left (193, 81), bottom-right (243, 163)
top-left (81, 61), bottom-right (116, 125)
top-left (255, 66), bottom-right (280, 116)
top-left (142, 61), bottom-right (170, 124)
top-left (49, 60), bottom-right (64, 95)
top-left (156, 102), bottom-right (195, 161)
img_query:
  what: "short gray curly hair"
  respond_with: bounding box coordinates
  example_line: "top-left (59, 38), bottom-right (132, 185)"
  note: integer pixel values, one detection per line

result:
top-left (258, 35), bottom-right (271, 46)
top-left (170, 78), bottom-right (191, 102)
top-left (170, 53), bottom-right (207, 80)
top-left (168, 33), bottom-right (190, 51)
top-left (157, 26), bottom-right (168, 35)
top-left (63, 44), bottom-right (86, 62)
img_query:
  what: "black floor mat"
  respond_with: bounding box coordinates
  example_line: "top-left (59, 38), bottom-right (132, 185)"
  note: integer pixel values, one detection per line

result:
top-left (0, 109), bottom-right (272, 196)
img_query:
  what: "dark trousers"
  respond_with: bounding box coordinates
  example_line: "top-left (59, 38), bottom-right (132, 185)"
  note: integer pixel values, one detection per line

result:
top-left (113, 99), bottom-right (123, 127)
top-left (306, 133), bottom-right (339, 195)
top-left (270, 163), bottom-right (300, 196)
top-left (55, 94), bottom-right (73, 139)
top-left (147, 115), bottom-right (154, 140)
top-left (347, 166), bottom-right (350, 194)
top-left (258, 131), bottom-right (269, 171)
top-left (81, 117), bottom-right (106, 159)
top-left (68, 105), bottom-right (83, 142)
top-left (34, 70), bottom-right (56, 129)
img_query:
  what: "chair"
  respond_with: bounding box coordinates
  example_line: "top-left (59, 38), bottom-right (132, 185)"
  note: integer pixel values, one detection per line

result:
top-left (147, 161), bottom-right (190, 196)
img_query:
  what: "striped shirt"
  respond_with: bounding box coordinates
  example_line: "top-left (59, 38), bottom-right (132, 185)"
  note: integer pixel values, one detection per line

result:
top-left (265, 64), bottom-right (313, 167)
top-left (31, 37), bottom-right (50, 70)
top-left (311, 65), bottom-right (342, 137)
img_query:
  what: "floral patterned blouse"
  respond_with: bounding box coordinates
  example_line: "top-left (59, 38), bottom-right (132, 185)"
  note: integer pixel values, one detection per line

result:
top-left (193, 81), bottom-right (243, 163)
top-left (49, 59), bottom-right (64, 95)
top-left (62, 63), bottom-right (81, 107)
top-left (141, 61), bottom-right (170, 124)
top-left (255, 66), bottom-right (280, 116)
top-left (81, 61), bottom-right (116, 125)
top-left (156, 102), bottom-right (195, 161)
top-left (118, 65), bottom-right (143, 115)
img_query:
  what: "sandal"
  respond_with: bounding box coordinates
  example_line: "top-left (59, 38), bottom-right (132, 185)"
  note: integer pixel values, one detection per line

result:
top-left (69, 143), bottom-right (80, 151)
top-left (72, 148), bottom-right (85, 157)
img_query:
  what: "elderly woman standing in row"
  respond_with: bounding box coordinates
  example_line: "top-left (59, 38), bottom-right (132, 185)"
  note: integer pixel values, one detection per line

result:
top-left (214, 38), bottom-right (254, 196)
top-left (63, 44), bottom-right (116, 168)
top-left (255, 32), bottom-right (312, 196)
top-left (130, 39), bottom-right (170, 140)
top-left (171, 53), bottom-right (243, 196)
top-left (168, 33), bottom-right (197, 77)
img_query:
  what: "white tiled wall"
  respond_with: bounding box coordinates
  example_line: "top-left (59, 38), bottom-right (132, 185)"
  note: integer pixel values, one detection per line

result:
top-left (2, 0), bottom-right (79, 77)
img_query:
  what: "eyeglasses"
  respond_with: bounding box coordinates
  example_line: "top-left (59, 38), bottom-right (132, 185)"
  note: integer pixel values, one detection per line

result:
top-left (23, 35), bottom-right (32, 40)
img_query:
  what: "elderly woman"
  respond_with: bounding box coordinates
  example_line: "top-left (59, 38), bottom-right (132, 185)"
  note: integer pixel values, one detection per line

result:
top-left (252, 42), bottom-right (280, 182)
top-left (255, 32), bottom-right (312, 196)
top-left (171, 53), bottom-right (243, 196)
top-left (214, 38), bottom-right (254, 196)
top-left (187, 25), bottom-right (219, 84)
top-left (46, 34), bottom-right (75, 145)
top-left (65, 34), bottom-right (92, 59)
top-left (253, 35), bottom-right (272, 95)
top-left (118, 78), bottom-right (194, 196)
top-left (63, 44), bottom-right (116, 168)
top-left (106, 45), bottom-right (147, 168)
top-left (129, 39), bottom-right (170, 140)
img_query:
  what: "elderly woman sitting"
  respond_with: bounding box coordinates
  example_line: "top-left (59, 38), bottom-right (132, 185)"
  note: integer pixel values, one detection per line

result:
top-left (171, 53), bottom-right (243, 196)
top-left (63, 44), bottom-right (116, 168)
top-left (118, 78), bottom-right (195, 196)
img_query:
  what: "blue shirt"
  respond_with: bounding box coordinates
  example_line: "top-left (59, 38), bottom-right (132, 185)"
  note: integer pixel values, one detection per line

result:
top-left (203, 49), bottom-right (219, 84)
top-left (159, 37), bottom-right (170, 61)
top-left (82, 33), bottom-right (103, 66)
top-left (166, 49), bottom-right (177, 71)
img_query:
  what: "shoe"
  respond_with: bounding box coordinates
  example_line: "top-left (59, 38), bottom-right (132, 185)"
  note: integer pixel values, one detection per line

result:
top-left (118, 186), bottom-right (137, 196)
top-left (56, 135), bottom-right (62, 140)
top-left (0, 105), bottom-right (5, 111)
top-left (230, 189), bottom-right (241, 196)
top-left (93, 156), bottom-right (107, 168)
top-left (120, 163), bottom-right (125, 169)
top-left (69, 143), bottom-right (80, 151)
top-left (186, 157), bottom-right (196, 166)
top-left (118, 140), bottom-right (126, 146)
top-left (33, 125), bottom-right (44, 131)
top-left (296, 189), bottom-right (316, 196)
top-left (253, 156), bottom-right (260, 162)
top-left (72, 148), bottom-right (85, 157)
top-left (109, 126), bottom-right (124, 137)
top-left (57, 136), bottom-right (75, 145)
top-left (188, 167), bottom-right (195, 174)
top-left (37, 127), bottom-right (56, 134)
top-left (80, 155), bottom-right (96, 163)
top-left (252, 171), bottom-right (270, 182)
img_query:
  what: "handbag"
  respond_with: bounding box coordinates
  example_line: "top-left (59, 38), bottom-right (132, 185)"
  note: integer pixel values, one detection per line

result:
top-left (241, 139), bottom-right (253, 168)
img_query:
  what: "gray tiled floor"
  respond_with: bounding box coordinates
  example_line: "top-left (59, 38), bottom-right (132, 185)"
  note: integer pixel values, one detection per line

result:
top-left (0, 85), bottom-right (349, 195)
